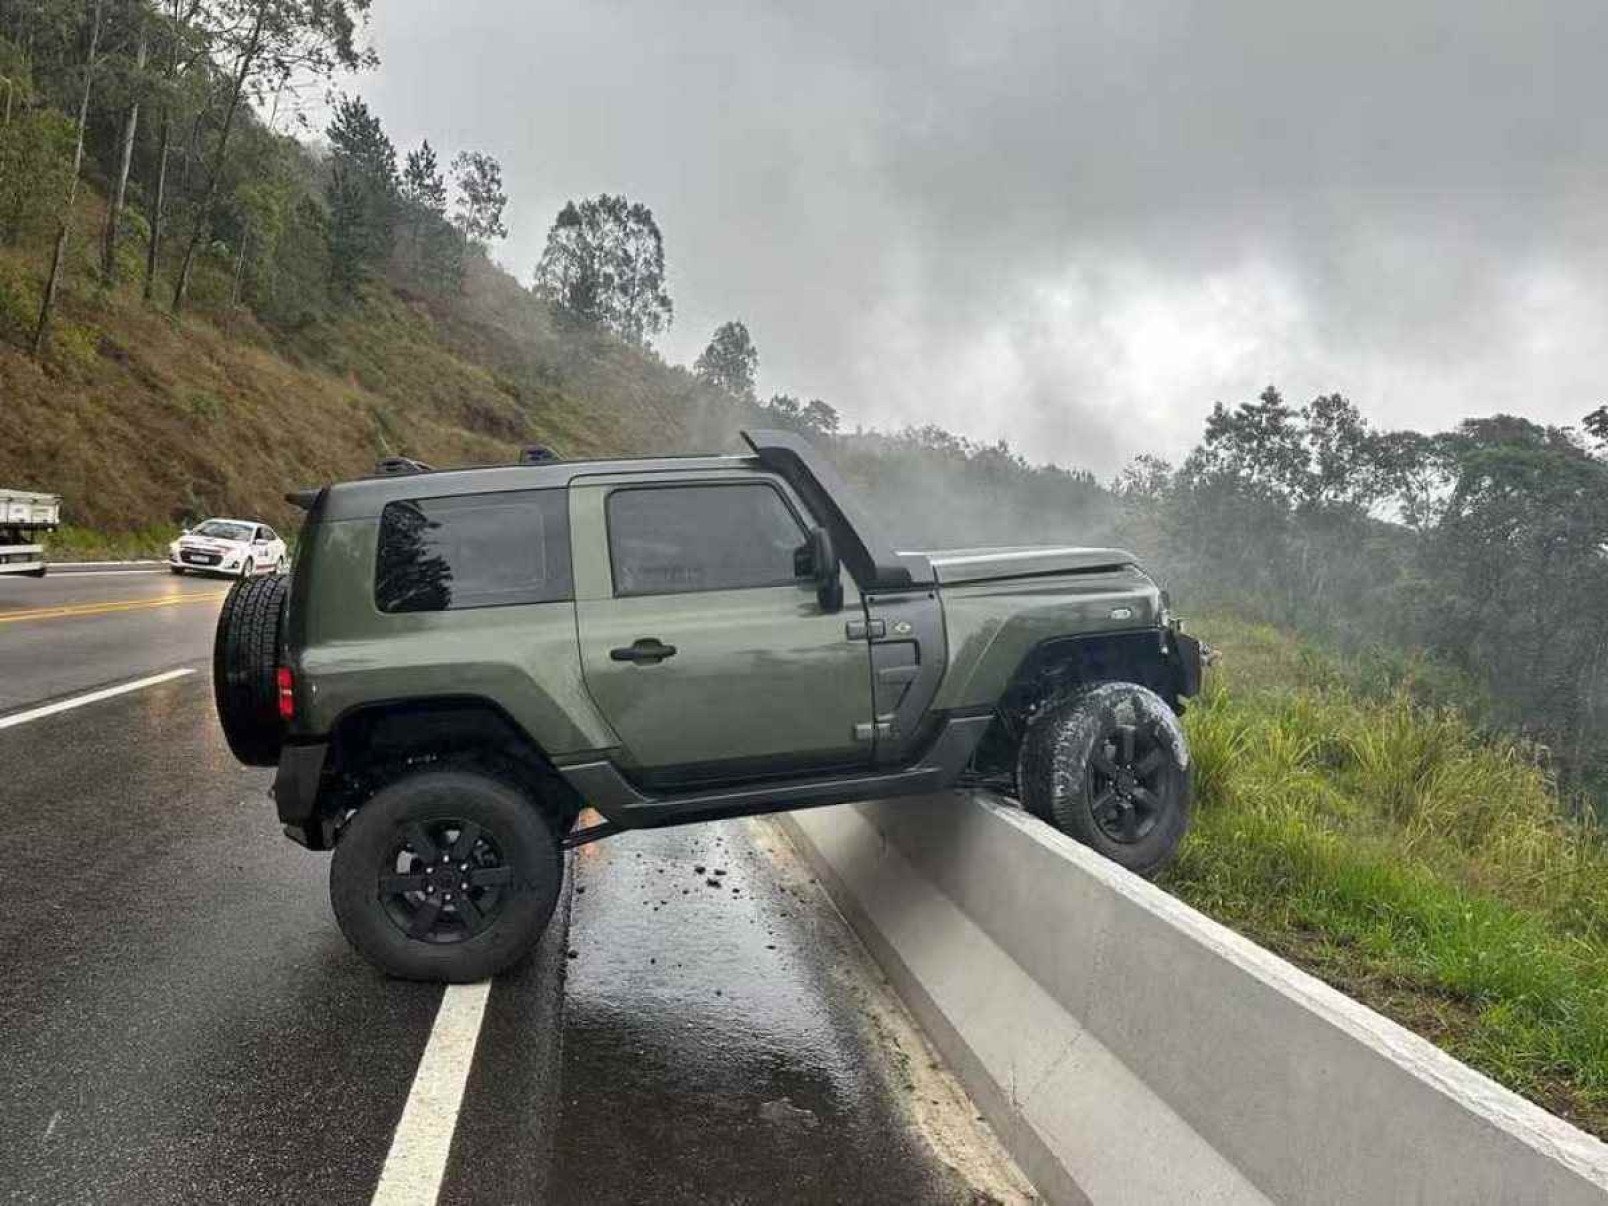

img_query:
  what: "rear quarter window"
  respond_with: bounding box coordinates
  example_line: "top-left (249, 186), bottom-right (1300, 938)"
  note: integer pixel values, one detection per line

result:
top-left (375, 490), bottom-right (572, 613)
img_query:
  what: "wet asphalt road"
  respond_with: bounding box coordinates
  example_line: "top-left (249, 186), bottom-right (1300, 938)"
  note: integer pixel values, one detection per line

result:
top-left (0, 567), bottom-right (1025, 1204)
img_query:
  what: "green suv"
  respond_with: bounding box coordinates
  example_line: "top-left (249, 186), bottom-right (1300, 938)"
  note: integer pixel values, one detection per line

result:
top-left (214, 431), bottom-right (1202, 981)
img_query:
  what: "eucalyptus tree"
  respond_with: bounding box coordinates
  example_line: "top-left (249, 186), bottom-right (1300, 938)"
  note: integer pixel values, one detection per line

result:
top-left (32, 0), bottom-right (103, 356)
top-left (532, 193), bottom-right (672, 346)
top-left (171, 0), bottom-right (374, 313)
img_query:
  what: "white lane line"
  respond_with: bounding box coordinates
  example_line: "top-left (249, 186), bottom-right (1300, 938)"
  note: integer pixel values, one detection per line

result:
top-left (0, 668), bottom-right (195, 731)
top-left (49, 560), bottom-right (164, 569)
top-left (371, 982), bottom-right (494, 1206)
top-left (40, 569), bottom-right (166, 578)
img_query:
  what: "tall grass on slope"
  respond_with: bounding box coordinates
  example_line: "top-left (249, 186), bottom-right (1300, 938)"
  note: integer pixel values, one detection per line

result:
top-left (1163, 618), bottom-right (1608, 1134)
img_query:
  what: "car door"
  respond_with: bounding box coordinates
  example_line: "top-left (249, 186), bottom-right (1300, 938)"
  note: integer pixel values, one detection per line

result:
top-left (572, 472), bottom-right (874, 786)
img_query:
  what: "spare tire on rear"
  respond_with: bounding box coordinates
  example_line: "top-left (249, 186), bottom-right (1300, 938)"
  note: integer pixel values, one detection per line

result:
top-left (213, 573), bottom-right (289, 766)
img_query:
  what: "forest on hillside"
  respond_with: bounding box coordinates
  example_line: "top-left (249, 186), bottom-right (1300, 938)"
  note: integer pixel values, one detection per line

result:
top-left (1, 0), bottom-right (1605, 818)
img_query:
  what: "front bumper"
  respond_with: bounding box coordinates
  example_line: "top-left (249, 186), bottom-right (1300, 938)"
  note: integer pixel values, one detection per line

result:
top-left (273, 741), bottom-right (331, 849)
top-left (170, 556), bottom-right (243, 575)
top-left (1167, 629), bottom-right (1204, 700)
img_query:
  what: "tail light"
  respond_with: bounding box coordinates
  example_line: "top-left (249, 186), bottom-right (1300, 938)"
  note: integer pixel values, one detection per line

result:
top-left (275, 666), bottom-right (295, 721)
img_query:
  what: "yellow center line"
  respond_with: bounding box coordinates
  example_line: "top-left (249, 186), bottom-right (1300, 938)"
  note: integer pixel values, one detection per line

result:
top-left (0, 591), bottom-right (230, 625)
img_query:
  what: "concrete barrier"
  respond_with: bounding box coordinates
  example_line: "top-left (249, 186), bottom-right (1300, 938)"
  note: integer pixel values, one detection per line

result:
top-left (781, 794), bottom-right (1608, 1205)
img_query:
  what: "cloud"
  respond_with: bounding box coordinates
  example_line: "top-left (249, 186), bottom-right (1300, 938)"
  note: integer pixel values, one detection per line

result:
top-left (362, 0), bottom-right (1608, 473)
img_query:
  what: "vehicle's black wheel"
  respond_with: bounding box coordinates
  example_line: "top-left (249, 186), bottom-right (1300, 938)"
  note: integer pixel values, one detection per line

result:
top-left (212, 573), bottom-right (288, 766)
top-left (1016, 681), bottom-right (1191, 878)
top-left (330, 769), bottom-right (564, 982)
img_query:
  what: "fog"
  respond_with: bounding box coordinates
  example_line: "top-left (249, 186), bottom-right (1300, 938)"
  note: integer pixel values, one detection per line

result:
top-left (363, 0), bottom-right (1608, 475)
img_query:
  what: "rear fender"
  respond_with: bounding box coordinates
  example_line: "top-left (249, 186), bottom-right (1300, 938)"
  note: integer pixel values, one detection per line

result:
top-left (281, 696), bottom-right (584, 849)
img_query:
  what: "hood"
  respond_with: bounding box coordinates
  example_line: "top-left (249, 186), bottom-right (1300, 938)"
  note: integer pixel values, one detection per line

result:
top-left (177, 534), bottom-right (246, 553)
top-left (917, 545), bottom-right (1138, 585)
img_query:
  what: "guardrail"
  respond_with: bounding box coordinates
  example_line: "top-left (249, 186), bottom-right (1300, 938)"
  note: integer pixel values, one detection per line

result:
top-left (781, 794), bottom-right (1608, 1205)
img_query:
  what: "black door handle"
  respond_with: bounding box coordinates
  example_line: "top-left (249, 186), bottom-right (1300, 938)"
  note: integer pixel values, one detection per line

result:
top-left (610, 638), bottom-right (678, 664)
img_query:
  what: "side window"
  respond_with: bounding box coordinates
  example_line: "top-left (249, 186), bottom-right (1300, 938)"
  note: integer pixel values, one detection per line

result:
top-left (262, 527), bottom-right (278, 543)
top-left (607, 482), bottom-right (807, 596)
top-left (375, 489), bottom-right (572, 613)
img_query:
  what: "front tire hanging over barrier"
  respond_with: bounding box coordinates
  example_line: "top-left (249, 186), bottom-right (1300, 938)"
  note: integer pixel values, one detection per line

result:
top-left (1016, 680), bottom-right (1192, 878)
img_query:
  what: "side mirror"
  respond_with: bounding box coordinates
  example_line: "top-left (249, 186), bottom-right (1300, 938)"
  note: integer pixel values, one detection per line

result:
top-left (796, 526), bottom-right (844, 613)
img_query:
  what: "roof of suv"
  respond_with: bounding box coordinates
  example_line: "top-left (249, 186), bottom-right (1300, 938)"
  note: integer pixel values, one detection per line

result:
top-left (311, 453), bottom-right (757, 521)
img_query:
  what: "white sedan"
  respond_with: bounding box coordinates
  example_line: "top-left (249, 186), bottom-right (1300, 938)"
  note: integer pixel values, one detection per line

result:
top-left (168, 518), bottom-right (288, 578)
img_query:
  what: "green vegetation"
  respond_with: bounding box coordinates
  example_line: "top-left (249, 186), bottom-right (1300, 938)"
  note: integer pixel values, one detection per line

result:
top-left (1120, 391), bottom-right (1608, 818)
top-left (49, 521), bottom-right (177, 560)
top-left (1165, 617), bottom-right (1608, 1136)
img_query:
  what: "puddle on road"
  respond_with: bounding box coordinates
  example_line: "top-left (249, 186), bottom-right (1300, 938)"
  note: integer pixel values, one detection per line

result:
top-left (551, 816), bottom-right (1033, 1204)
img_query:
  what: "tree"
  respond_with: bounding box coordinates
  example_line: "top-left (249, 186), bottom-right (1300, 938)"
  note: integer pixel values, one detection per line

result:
top-left (143, 0), bottom-right (217, 301)
top-left (33, 0), bottom-right (103, 357)
top-left (1114, 454), bottom-right (1174, 500)
top-left (802, 398), bottom-right (839, 435)
top-left (450, 149), bottom-right (505, 245)
top-left (693, 319), bottom-right (757, 402)
top-left (758, 393), bottom-right (840, 437)
top-left (1585, 406), bottom-right (1608, 453)
top-left (324, 93), bottom-right (394, 295)
top-left (531, 193), bottom-right (672, 345)
top-left (1182, 386), bottom-right (1309, 504)
top-left (171, 0), bottom-right (374, 313)
top-left (100, 0), bottom-right (150, 281)
top-left (401, 140), bottom-right (444, 221)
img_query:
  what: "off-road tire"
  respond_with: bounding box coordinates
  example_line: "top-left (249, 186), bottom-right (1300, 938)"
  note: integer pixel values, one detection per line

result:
top-left (330, 768), bottom-right (564, 982)
top-left (212, 573), bottom-right (289, 767)
top-left (1016, 681), bottom-right (1191, 878)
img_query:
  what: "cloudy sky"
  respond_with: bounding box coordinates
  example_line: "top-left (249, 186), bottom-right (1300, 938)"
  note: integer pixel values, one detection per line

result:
top-left (360, 0), bottom-right (1607, 476)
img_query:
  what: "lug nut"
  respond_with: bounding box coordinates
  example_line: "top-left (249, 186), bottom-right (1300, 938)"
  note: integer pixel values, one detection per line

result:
top-left (460, 882), bottom-right (469, 890)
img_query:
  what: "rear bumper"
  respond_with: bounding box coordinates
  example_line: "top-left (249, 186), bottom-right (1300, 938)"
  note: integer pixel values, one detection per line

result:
top-left (273, 741), bottom-right (330, 849)
top-left (0, 541), bottom-right (47, 575)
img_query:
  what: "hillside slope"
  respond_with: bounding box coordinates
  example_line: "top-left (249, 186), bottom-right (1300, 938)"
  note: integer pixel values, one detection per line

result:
top-left (0, 192), bottom-right (750, 537)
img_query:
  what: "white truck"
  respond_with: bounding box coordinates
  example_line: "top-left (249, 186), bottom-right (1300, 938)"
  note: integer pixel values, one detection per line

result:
top-left (0, 488), bottom-right (60, 577)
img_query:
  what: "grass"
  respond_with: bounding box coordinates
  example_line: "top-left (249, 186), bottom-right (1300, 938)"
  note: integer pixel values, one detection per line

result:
top-left (48, 523), bottom-right (178, 562)
top-left (1162, 616), bottom-right (1608, 1135)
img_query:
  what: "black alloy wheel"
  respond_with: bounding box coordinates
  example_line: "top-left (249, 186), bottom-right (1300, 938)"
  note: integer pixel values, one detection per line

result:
top-left (330, 767), bottom-right (563, 982)
top-left (1016, 680), bottom-right (1192, 878)
top-left (379, 818), bottom-right (514, 944)
top-left (1087, 722), bottom-right (1172, 844)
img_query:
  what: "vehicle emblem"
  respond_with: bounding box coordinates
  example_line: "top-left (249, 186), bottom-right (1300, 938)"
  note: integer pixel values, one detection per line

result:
top-left (1110, 607), bottom-right (1133, 620)
top-left (892, 620), bottom-right (914, 636)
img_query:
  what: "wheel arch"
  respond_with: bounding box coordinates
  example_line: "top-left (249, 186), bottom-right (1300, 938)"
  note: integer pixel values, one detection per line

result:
top-left (1000, 630), bottom-right (1187, 716)
top-left (317, 695), bottom-right (585, 840)
top-left (966, 630), bottom-right (1193, 786)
